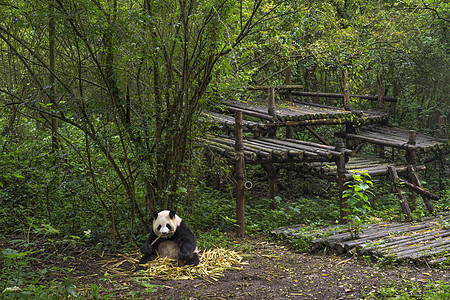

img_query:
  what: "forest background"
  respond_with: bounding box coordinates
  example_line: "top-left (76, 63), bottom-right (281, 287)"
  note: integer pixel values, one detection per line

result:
top-left (0, 0), bottom-right (448, 261)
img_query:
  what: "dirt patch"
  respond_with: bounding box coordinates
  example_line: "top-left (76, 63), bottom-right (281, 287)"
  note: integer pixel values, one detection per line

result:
top-left (2, 235), bottom-right (449, 299)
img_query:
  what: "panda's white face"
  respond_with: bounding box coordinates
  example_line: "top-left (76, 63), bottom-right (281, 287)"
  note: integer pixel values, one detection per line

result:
top-left (153, 210), bottom-right (182, 237)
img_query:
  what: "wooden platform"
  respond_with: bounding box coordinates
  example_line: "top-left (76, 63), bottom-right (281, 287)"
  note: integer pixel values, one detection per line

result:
top-left (300, 156), bottom-right (426, 180)
top-left (202, 95), bottom-right (445, 226)
top-left (222, 100), bottom-right (389, 126)
top-left (341, 125), bottom-right (448, 153)
top-left (202, 135), bottom-right (352, 164)
top-left (272, 213), bottom-right (450, 265)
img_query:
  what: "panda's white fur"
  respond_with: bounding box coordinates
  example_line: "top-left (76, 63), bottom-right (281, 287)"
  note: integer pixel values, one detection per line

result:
top-left (156, 240), bottom-right (179, 260)
top-left (136, 210), bottom-right (199, 270)
top-left (153, 210), bottom-right (182, 237)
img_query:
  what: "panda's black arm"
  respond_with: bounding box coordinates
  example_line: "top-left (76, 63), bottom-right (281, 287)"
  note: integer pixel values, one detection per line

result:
top-left (174, 222), bottom-right (197, 258)
top-left (140, 232), bottom-right (160, 255)
top-left (136, 232), bottom-right (160, 271)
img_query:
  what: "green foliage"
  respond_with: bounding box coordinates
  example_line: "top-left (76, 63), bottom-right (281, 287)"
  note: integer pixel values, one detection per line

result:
top-left (362, 279), bottom-right (450, 300)
top-left (343, 170), bottom-right (374, 239)
top-left (0, 247), bottom-right (77, 299)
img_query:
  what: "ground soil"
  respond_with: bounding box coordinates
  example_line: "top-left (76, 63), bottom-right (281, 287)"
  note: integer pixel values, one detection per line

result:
top-left (3, 234), bottom-right (449, 299)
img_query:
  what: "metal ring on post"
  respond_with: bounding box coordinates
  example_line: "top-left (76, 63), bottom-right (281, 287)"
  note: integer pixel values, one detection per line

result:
top-left (244, 181), bottom-right (253, 190)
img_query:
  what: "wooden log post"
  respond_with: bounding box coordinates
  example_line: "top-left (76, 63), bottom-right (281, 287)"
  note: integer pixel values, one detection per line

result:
top-left (335, 139), bottom-right (348, 224)
top-left (376, 74), bottom-right (386, 157)
top-left (285, 66), bottom-right (293, 102)
top-left (268, 87), bottom-right (275, 116)
top-left (345, 123), bottom-right (355, 149)
top-left (407, 130), bottom-right (417, 204)
top-left (268, 87), bottom-right (277, 138)
top-left (234, 111), bottom-right (246, 237)
top-left (388, 166), bottom-right (412, 222)
top-left (342, 68), bottom-right (351, 110)
top-left (438, 115), bottom-right (447, 189)
top-left (262, 163), bottom-right (278, 209)
top-left (377, 74), bottom-right (384, 110)
top-left (438, 115), bottom-right (446, 138)
top-left (286, 125), bottom-right (293, 187)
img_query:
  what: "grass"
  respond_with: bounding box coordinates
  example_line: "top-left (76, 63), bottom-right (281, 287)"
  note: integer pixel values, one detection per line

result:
top-left (362, 279), bottom-right (450, 299)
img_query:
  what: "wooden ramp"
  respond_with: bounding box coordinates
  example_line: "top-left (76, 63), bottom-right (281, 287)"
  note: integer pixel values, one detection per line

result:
top-left (272, 213), bottom-right (450, 266)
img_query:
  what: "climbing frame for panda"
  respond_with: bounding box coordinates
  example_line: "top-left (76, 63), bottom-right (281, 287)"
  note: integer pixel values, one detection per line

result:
top-left (201, 82), bottom-right (447, 235)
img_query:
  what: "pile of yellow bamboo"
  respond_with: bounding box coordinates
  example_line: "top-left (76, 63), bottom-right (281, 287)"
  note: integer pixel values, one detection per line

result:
top-left (105, 248), bottom-right (244, 282)
top-left (139, 248), bottom-right (244, 281)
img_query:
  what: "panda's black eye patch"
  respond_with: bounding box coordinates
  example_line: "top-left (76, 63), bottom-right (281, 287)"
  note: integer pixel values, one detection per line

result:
top-left (167, 225), bottom-right (172, 230)
top-left (157, 225), bottom-right (161, 230)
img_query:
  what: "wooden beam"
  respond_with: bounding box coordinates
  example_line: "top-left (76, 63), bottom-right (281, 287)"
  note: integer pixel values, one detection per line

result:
top-left (290, 91), bottom-right (397, 102)
top-left (388, 166), bottom-right (412, 222)
top-left (305, 126), bottom-right (330, 146)
top-left (398, 178), bottom-right (440, 201)
top-left (246, 84), bottom-right (304, 90)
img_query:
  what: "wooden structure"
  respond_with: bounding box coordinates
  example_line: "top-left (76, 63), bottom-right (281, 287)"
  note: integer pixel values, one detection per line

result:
top-left (202, 75), bottom-right (447, 234)
top-left (272, 212), bottom-right (450, 265)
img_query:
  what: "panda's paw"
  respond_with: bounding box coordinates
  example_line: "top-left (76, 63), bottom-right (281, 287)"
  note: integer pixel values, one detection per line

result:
top-left (178, 252), bottom-right (199, 266)
top-left (134, 264), bottom-right (147, 272)
top-left (178, 252), bottom-right (190, 260)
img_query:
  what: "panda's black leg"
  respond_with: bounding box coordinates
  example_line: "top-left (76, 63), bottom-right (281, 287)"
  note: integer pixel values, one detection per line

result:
top-left (178, 252), bottom-right (200, 267)
top-left (188, 253), bottom-right (200, 266)
top-left (135, 254), bottom-right (157, 271)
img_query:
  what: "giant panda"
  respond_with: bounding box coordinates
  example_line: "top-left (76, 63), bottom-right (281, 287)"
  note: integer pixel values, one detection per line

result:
top-left (135, 210), bottom-right (199, 271)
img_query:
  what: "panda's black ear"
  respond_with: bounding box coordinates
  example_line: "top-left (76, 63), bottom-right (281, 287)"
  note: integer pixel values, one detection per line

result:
top-left (152, 211), bottom-right (159, 220)
top-left (169, 210), bottom-right (176, 219)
